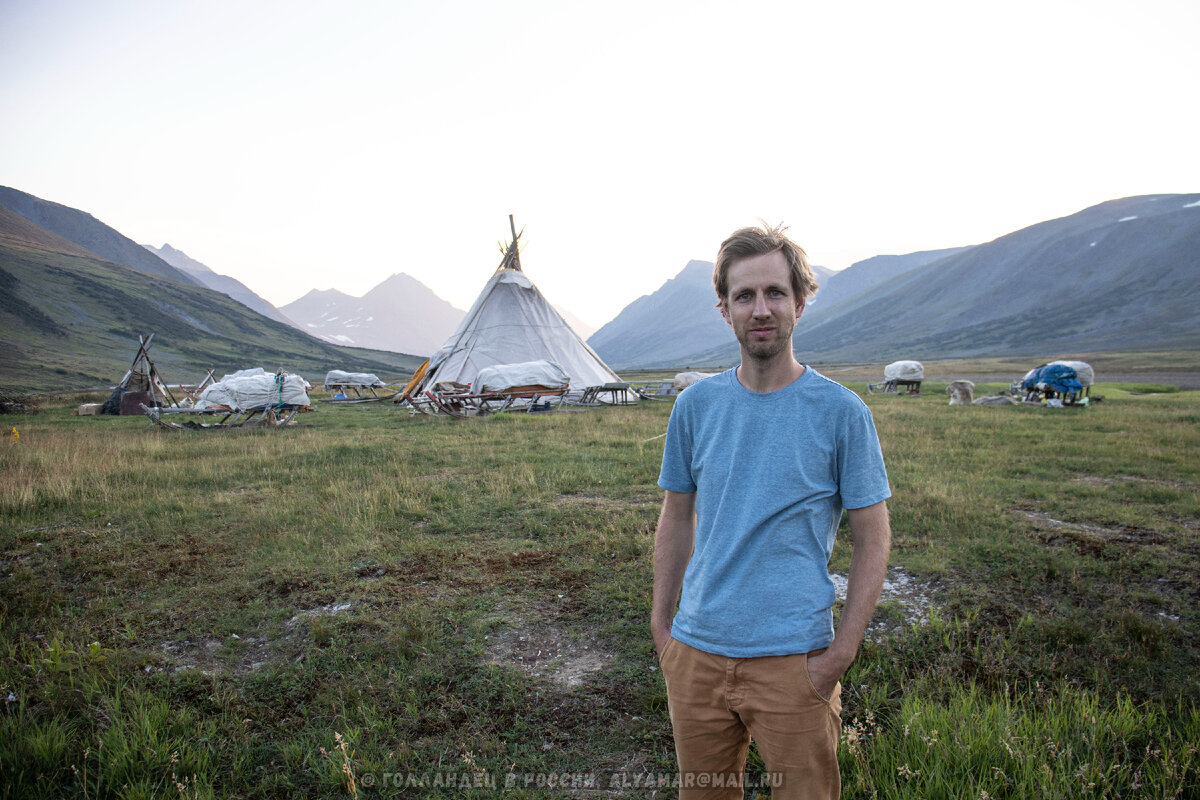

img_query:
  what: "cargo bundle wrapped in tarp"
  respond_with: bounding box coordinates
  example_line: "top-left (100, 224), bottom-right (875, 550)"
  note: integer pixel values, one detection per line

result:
top-left (195, 371), bottom-right (311, 411)
top-left (1047, 360), bottom-right (1094, 387)
top-left (884, 360), bottom-right (924, 381)
top-left (219, 367), bottom-right (268, 383)
top-left (1017, 361), bottom-right (1094, 405)
top-left (1020, 364), bottom-right (1082, 396)
top-left (868, 360), bottom-right (924, 394)
top-left (324, 370), bottom-right (385, 389)
top-left (472, 360), bottom-right (569, 394)
top-left (674, 372), bottom-right (719, 393)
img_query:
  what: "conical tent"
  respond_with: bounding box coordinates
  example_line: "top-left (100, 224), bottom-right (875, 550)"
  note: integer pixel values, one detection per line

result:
top-left (415, 218), bottom-right (620, 394)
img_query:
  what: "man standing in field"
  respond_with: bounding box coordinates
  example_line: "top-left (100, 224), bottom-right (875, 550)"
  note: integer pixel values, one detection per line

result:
top-left (652, 223), bottom-right (892, 799)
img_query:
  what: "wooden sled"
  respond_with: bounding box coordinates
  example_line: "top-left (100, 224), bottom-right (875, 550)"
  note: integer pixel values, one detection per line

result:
top-left (141, 403), bottom-right (304, 430)
top-left (321, 384), bottom-right (396, 404)
top-left (867, 379), bottom-right (921, 395)
top-left (404, 385), bottom-right (567, 418)
top-left (628, 378), bottom-right (675, 401)
top-left (573, 382), bottom-right (637, 405)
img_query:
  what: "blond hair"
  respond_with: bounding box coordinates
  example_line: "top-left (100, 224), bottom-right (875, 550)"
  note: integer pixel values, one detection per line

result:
top-left (713, 222), bottom-right (818, 306)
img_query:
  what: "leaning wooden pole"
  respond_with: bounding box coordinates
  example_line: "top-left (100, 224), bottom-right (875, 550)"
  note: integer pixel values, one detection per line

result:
top-left (506, 214), bottom-right (522, 271)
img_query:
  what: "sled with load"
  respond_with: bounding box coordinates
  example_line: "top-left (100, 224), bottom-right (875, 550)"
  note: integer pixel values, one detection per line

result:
top-left (1014, 361), bottom-right (1094, 406)
top-left (322, 370), bottom-right (393, 403)
top-left (142, 368), bottom-right (312, 429)
top-left (405, 360), bottom-right (569, 418)
top-left (867, 361), bottom-right (924, 395)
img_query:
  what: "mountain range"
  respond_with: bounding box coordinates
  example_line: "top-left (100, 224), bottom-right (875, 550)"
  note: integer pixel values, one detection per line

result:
top-left (785, 194), bottom-right (1200, 363)
top-left (280, 273), bottom-right (464, 356)
top-left (588, 195), bottom-right (1200, 368)
top-left (587, 261), bottom-right (841, 369)
top-left (278, 272), bottom-right (597, 353)
top-left (2, 185), bottom-right (1197, 392)
top-left (0, 187), bottom-right (422, 391)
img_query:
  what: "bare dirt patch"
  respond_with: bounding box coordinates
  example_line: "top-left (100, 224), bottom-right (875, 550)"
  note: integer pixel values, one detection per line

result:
top-left (1013, 509), bottom-right (1164, 545)
top-left (286, 601), bottom-right (356, 625)
top-left (160, 634), bottom-right (275, 676)
top-left (483, 615), bottom-right (613, 691)
top-left (1069, 474), bottom-right (1198, 491)
top-left (157, 601), bottom-right (357, 676)
top-left (553, 493), bottom-right (659, 511)
top-left (833, 566), bottom-right (939, 641)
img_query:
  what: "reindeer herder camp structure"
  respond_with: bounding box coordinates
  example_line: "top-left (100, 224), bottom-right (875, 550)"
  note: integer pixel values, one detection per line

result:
top-left (399, 217), bottom-right (633, 416)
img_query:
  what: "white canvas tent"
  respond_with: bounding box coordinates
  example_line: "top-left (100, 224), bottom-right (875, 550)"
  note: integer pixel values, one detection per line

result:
top-left (410, 217), bottom-right (621, 396)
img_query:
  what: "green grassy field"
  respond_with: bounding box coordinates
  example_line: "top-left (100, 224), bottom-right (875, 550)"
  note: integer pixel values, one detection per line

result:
top-left (2, 380), bottom-right (1198, 798)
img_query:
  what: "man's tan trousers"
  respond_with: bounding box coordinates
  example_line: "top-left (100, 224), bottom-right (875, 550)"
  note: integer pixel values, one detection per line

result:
top-left (659, 637), bottom-right (843, 800)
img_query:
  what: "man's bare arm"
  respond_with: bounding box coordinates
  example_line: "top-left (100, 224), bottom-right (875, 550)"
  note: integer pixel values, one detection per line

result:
top-left (651, 490), bottom-right (696, 654)
top-left (807, 500), bottom-right (891, 696)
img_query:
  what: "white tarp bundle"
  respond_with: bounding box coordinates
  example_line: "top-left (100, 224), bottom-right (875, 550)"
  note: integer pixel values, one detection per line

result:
top-left (674, 372), bottom-right (719, 392)
top-left (473, 360), bottom-right (570, 393)
top-left (324, 370), bottom-right (385, 388)
top-left (418, 268), bottom-right (621, 393)
top-left (220, 367), bottom-right (268, 383)
top-left (195, 372), bottom-right (312, 410)
top-left (884, 360), bottom-right (925, 381)
top-left (1047, 360), bottom-right (1094, 387)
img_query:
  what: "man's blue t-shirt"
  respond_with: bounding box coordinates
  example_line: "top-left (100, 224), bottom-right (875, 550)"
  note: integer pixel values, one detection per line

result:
top-left (657, 367), bottom-right (891, 658)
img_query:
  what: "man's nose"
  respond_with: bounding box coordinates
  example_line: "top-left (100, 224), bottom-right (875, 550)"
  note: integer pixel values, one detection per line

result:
top-left (752, 293), bottom-right (771, 316)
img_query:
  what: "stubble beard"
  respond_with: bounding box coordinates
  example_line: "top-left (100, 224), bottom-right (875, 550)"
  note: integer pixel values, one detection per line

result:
top-left (741, 328), bottom-right (794, 363)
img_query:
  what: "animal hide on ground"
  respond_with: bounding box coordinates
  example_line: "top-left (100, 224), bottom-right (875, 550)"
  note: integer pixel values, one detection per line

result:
top-left (947, 380), bottom-right (975, 405)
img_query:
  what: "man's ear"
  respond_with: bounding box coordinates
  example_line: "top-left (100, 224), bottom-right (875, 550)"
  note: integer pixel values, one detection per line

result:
top-left (717, 299), bottom-right (730, 326)
top-left (795, 295), bottom-right (806, 319)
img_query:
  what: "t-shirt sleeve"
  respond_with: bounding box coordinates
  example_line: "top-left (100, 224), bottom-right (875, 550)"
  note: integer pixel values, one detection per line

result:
top-left (658, 400), bottom-right (696, 494)
top-left (837, 403), bottom-right (891, 509)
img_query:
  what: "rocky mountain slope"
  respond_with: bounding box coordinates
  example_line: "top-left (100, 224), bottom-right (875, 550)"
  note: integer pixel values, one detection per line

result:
top-left (779, 194), bottom-right (1200, 363)
top-left (0, 202), bottom-right (422, 392)
top-left (143, 243), bottom-right (300, 329)
top-left (585, 257), bottom-right (834, 369)
top-left (593, 195), bottom-right (1200, 368)
top-left (587, 260), bottom-right (734, 369)
top-left (807, 248), bottom-right (971, 312)
top-left (0, 186), bottom-right (200, 287)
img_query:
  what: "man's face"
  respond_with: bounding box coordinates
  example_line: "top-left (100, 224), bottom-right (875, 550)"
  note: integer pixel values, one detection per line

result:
top-left (719, 250), bottom-right (805, 362)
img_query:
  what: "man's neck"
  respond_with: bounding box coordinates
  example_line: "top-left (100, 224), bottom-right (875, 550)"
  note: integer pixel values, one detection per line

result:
top-left (736, 352), bottom-right (806, 393)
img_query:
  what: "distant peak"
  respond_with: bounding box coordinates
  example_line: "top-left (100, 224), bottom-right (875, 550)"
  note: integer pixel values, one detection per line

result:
top-left (378, 272), bottom-right (421, 286)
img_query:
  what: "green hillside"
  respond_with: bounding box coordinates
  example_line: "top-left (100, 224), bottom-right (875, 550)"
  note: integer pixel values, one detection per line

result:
top-left (0, 214), bottom-right (423, 392)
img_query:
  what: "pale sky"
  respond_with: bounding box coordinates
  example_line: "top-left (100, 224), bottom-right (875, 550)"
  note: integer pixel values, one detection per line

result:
top-left (2, 0), bottom-right (1197, 328)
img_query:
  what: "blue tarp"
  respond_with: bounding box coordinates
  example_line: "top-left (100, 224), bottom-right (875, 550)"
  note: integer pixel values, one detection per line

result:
top-left (1021, 364), bottom-right (1083, 396)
